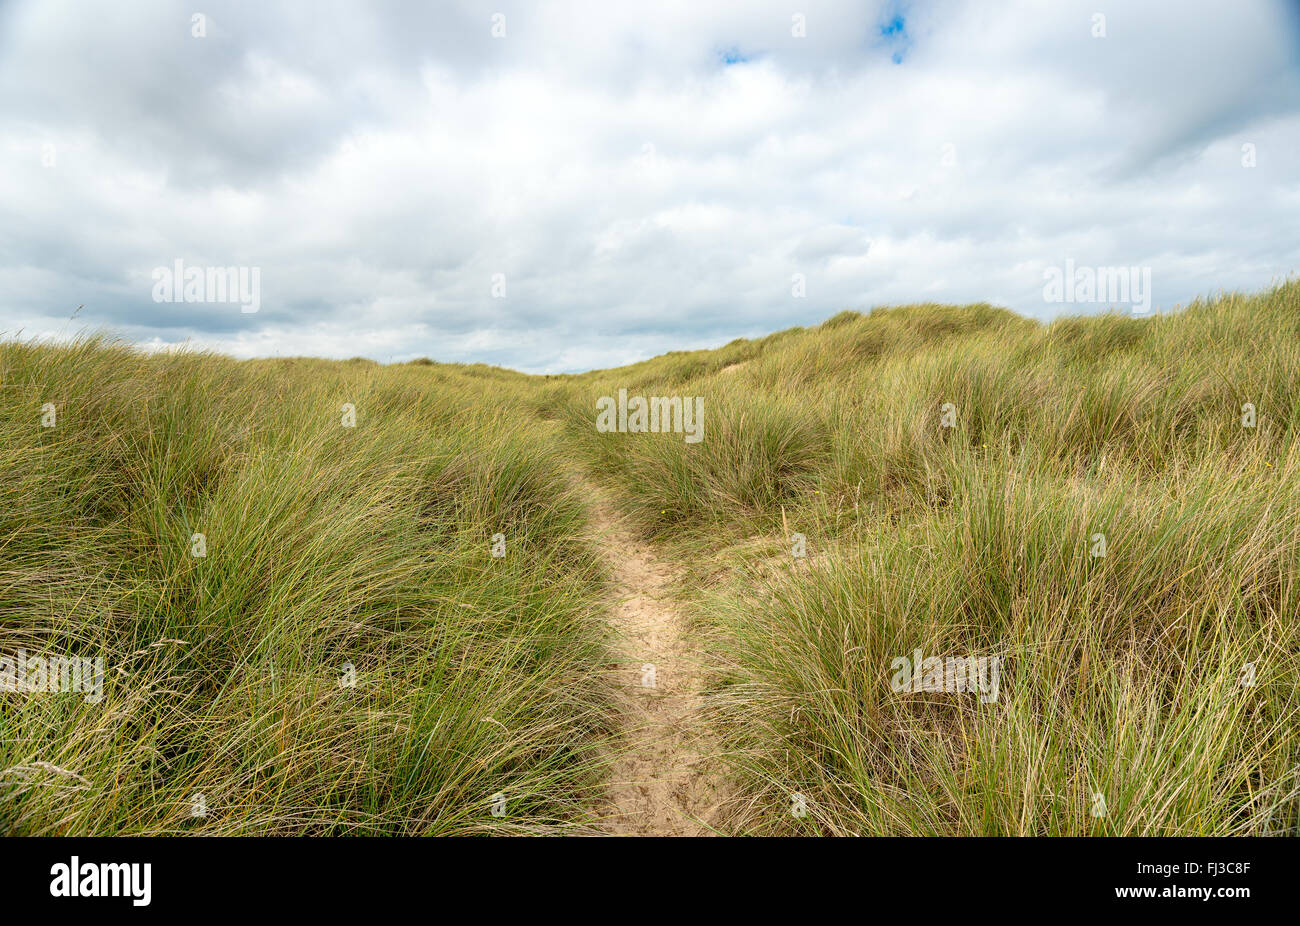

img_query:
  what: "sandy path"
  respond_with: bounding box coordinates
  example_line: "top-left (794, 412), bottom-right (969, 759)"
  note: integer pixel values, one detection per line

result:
top-left (582, 479), bottom-right (720, 836)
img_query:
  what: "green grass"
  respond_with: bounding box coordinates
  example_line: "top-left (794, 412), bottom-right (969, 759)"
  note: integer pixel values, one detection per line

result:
top-left (549, 280), bottom-right (1300, 835)
top-left (1, 340), bottom-right (615, 834)
top-left (4, 279), bottom-right (1299, 836)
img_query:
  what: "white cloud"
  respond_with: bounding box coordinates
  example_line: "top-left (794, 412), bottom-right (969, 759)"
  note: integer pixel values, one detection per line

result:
top-left (1, 0), bottom-right (1298, 372)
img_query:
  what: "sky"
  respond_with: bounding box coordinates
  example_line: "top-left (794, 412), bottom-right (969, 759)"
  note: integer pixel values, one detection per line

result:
top-left (2, 0), bottom-right (1299, 373)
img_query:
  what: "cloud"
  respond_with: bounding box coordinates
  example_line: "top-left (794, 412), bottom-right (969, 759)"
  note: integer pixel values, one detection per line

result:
top-left (1, 0), bottom-right (1298, 372)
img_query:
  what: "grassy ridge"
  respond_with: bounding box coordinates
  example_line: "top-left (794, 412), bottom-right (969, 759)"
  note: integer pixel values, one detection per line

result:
top-left (1, 340), bottom-right (614, 834)
top-left (551, 281), bottom-right (1300, 835)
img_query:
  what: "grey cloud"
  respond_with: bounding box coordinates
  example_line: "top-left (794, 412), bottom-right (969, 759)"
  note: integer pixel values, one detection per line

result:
top-left (1, 0), bottom-right (1298, 372)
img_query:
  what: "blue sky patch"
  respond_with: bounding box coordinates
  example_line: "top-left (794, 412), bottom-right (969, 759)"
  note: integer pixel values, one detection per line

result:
top-left (877, 3), bottom-right (913, 64)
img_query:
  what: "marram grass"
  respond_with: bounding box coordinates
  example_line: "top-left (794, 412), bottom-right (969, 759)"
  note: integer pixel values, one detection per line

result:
top-left (1, 342), bottom-right (615, 834)
top-left (3, 280), bottom-right (1299, 835)
top-left (552, 280), bottom-right (1300, 836)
